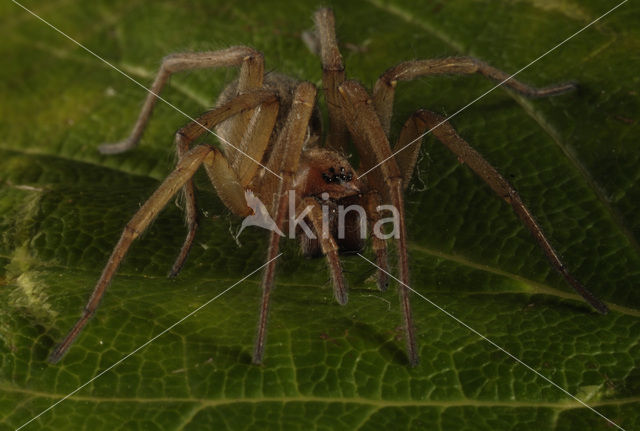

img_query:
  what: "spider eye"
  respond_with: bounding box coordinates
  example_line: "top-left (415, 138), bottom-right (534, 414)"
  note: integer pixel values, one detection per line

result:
top-left (324, 169), bottom-right (351, 184)
top-left (322, 166), bottom-right (354, 184)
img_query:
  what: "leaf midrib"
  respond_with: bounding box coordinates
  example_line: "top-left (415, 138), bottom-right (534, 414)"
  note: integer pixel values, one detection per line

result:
top-left (3, 383), bottom-right (638, 409)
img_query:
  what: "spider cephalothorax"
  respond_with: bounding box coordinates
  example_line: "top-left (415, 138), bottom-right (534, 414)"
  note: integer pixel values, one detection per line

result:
top-left (50, 8), bottom-right (608, 367)
top-left (295, 147), bottom-right (360, 198)
top-left (292, 147), bottom-right (365, 260)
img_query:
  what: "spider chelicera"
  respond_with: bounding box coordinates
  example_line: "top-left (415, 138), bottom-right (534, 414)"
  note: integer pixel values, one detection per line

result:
top-left (50, 8), bottom-right (608, 366)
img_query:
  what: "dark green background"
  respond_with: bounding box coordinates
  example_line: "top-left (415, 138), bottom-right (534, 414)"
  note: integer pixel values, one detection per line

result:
top-left (1, 0), bottom-right (638, 430)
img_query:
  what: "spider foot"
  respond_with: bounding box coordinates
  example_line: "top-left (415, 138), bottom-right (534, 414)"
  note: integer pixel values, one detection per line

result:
top-left (533, 80), bottom-right (578, 98)
top-left (167, 219), bottom-right (198, 278)
top-left (167, 262), bottom-right (184, 279)
top-left (98, 138), bottom-right (137, 155)
top-left (168, 250), bottom-right (190, 278)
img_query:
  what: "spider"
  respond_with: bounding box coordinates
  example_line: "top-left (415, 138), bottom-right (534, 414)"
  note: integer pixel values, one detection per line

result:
top-left (49, 9), bottom-right (608, 366)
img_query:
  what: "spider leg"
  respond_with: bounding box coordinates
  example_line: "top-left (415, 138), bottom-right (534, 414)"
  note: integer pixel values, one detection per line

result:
top-left (169, 90), bottom-right (279, 277)
top-left (393, 111), bottom-right (426, 190)
top-left (49, 145), bottom-right (215, 363)
top-left (99, 46), bottom-right (264, 154)
top-left (298, 197), bottom-right (348, 304)
top-left (252, 82), bottom-right (318, 365)
top-left (51, 91), bottom-right (278, 363)
top-left (373, 57), bottom-right (576, 135)
top-left (313, 8), bottom-right (349, 152)
top-left (400, 109), bottom-right (609, 314)
top-left (338, 80), bottom-right (419, 366)
top-left (169, 133), bottom-right (200, 277)
top-left (364, 189), bottom-right (390, 291)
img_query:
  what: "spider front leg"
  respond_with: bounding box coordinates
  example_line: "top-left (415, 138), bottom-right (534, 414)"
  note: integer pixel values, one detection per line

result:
top-left (99, 46), bottom-right (264, 154)
top-left (50, 90), bottom-right (277, 363)
top-left (49, 145), bottom-right (215, 363)
top-left (398, 109), bottom-right (609, 314)
top-left (338, 80), bottom-right (419, 366)
top-left (252, 82), bottom-right (317, 365)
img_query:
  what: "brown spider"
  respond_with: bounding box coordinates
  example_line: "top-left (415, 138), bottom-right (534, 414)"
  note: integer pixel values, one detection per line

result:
top-left (49, 9), bottom-right (608, 366)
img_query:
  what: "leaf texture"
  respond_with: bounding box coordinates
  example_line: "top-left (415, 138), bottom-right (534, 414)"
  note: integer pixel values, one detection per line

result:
top-left (1, 0), bottom-right (639, 430)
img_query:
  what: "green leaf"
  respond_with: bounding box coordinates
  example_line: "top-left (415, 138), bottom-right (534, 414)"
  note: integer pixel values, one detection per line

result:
top-left (1, 0), bottom-right (639, 430)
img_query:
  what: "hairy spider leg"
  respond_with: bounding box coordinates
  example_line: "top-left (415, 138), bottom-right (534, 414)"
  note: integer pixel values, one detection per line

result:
top-left (372, 57), bottom-right (577, 136)
top-left (170, 89), bottom-right (279, 276)
top-left (99, 46), bottom-right (265, 154)
top-left (49, 91), bottom-right (276, 363)
top-left (363, 189), bottom-right (390, 291)
top-left (397, 109), bottom-right (609, 315)
top-left (49, 145), bottom-right (212, 363)
top-left (98, 46), bottom-right (268, 277)
top-left (252, 82), bottom-right (319, 365)
top-left (338, 80), bottom-right (419, 367)
top-left (314, 8), bottom-right (391, 291)
top-left (297, 197), bottom-right (349, 304)
top-left (314, 8), bottom-right (348, 152)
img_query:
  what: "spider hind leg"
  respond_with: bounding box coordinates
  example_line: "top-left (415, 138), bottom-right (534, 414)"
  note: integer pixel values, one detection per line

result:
top-left (99, 47), bottom-right (265, 154)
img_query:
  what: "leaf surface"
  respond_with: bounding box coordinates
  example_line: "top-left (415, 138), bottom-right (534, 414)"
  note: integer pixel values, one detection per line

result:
top-left (1, 1), bottom-right (639, 430)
